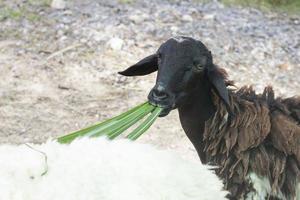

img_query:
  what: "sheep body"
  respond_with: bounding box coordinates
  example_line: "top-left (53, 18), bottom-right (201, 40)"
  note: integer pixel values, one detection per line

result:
top-left (204, 85), bottom-right (300, 199)
top-left (0, 137), bottom-right (227, 200)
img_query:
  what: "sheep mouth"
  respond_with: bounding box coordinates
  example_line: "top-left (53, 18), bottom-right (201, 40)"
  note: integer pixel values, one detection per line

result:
top-left (148, 101), bottom-right (174, 117)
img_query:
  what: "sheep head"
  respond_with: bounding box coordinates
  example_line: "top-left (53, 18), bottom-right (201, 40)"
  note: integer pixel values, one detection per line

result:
top-left (119, 36), bottom-right (230, 117)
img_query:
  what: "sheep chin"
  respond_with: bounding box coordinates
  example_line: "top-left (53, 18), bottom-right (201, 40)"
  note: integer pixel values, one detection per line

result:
top-left (158, 108), bottom-right (172, 117)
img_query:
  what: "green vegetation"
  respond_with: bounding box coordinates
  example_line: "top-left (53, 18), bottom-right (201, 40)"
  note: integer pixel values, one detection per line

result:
top-left (222, 0), bottom-right (300, 14)
top-left (118, 0), bottom-right (135, 4)
top-left (0, 0), bottom-right (50, 22)
top-left (27, 0), bottom-right (51, 7)
top-left (57, 102), bottom-right (162, 144)
top-left (0, 7), bottom-right (22, 21)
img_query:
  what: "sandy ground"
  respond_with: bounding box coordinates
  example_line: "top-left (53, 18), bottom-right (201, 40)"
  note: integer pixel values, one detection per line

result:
top-left (0, 0), bottom-right (299, 162)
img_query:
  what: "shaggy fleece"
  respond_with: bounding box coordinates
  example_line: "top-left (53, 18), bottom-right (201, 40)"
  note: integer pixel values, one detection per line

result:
top-left (0, 137), bottom-right (227, 200)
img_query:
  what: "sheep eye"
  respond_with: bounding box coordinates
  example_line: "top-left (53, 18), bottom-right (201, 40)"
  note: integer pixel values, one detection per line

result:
top-left (193, 63), bottom-right (203, 72)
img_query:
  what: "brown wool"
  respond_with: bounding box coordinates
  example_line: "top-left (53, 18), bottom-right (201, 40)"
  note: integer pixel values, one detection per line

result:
top-left (204, 86), bottom-right (300, 199)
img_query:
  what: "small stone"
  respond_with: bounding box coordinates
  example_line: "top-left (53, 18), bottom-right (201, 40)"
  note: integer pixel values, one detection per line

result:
top-left (80, 38), bottom-right (88, 43)
top-left (57, 29), bottom-right (64, 36)
top-left (63, 10), bottom-right (73, 15)
top-left (129, 14), bottom-right (144, 24)
top-left (171, 26), bottom-right (179, 32)
top-left (188, 8), bottom-right (198, 15)
top-left (107, 37), bottom-right (124, 51)
top-left (182, 14), bottom-right (193, 22)
top-left (278, 63), bottom-right (290, 70)
top-left (203, 14), bottom-right (215, 20)
top-left (59, 36), bottom-right (67, 41)
top-left (51, 0), bottom-right (66, 9)
top-left (91, 60), bottom-right (97, 67)
top-left (93, 32), bottom-right (104, 42)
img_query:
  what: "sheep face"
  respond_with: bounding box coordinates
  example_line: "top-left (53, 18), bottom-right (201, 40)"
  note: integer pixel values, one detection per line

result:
top-left (119, 36), bottom-right (215, 116)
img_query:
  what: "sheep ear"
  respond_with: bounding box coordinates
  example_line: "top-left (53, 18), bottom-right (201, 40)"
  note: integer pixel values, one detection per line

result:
top-left (118, 54), bottom-right (158, 76)
top-left (207, 67), bottom-right (230, 110)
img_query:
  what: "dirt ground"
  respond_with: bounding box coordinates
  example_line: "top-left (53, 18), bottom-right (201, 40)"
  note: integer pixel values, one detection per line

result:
top-left (0, 0), bottom-right (299, 162)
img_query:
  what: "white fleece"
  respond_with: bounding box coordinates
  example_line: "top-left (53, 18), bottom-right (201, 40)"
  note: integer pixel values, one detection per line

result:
top-left (0, 137), bottom-right (227, 200)
top-left (246, 172), bottom-right (300, 200)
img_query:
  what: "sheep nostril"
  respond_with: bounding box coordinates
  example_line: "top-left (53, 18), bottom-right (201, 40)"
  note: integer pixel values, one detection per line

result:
top-left (152, 88), bottom-right (168, 100)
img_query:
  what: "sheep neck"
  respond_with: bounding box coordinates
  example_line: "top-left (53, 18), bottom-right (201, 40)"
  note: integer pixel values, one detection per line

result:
top-left (177, 79), bottom-right (216, 163)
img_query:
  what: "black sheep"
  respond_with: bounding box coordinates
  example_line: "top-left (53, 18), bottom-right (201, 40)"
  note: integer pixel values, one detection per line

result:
top-left (119, 36), bottom-right (300, 199)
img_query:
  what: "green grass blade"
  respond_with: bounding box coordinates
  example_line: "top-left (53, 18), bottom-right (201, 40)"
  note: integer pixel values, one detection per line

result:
top-left (91, 104), bottom-right (155, 138)
top-left (107, 106), bottom-right (155, 140)
top-left (57, 102), bottom-right (148, 144)
top-left (85, 103), bottom-right (153, 138)
top-left (126, 107), bottom-right (163, 140)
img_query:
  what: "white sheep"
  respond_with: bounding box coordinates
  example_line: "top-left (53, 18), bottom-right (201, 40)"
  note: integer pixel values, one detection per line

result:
top-left (0, 137), bottom-right (227, 200)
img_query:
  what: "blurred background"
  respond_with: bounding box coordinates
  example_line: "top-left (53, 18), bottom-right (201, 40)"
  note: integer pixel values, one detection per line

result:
top-left (0, 0), bottom-right (299, 161)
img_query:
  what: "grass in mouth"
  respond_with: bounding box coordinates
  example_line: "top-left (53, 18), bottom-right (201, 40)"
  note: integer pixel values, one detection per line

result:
top-left (57, 102), bottom-right (162, 144)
